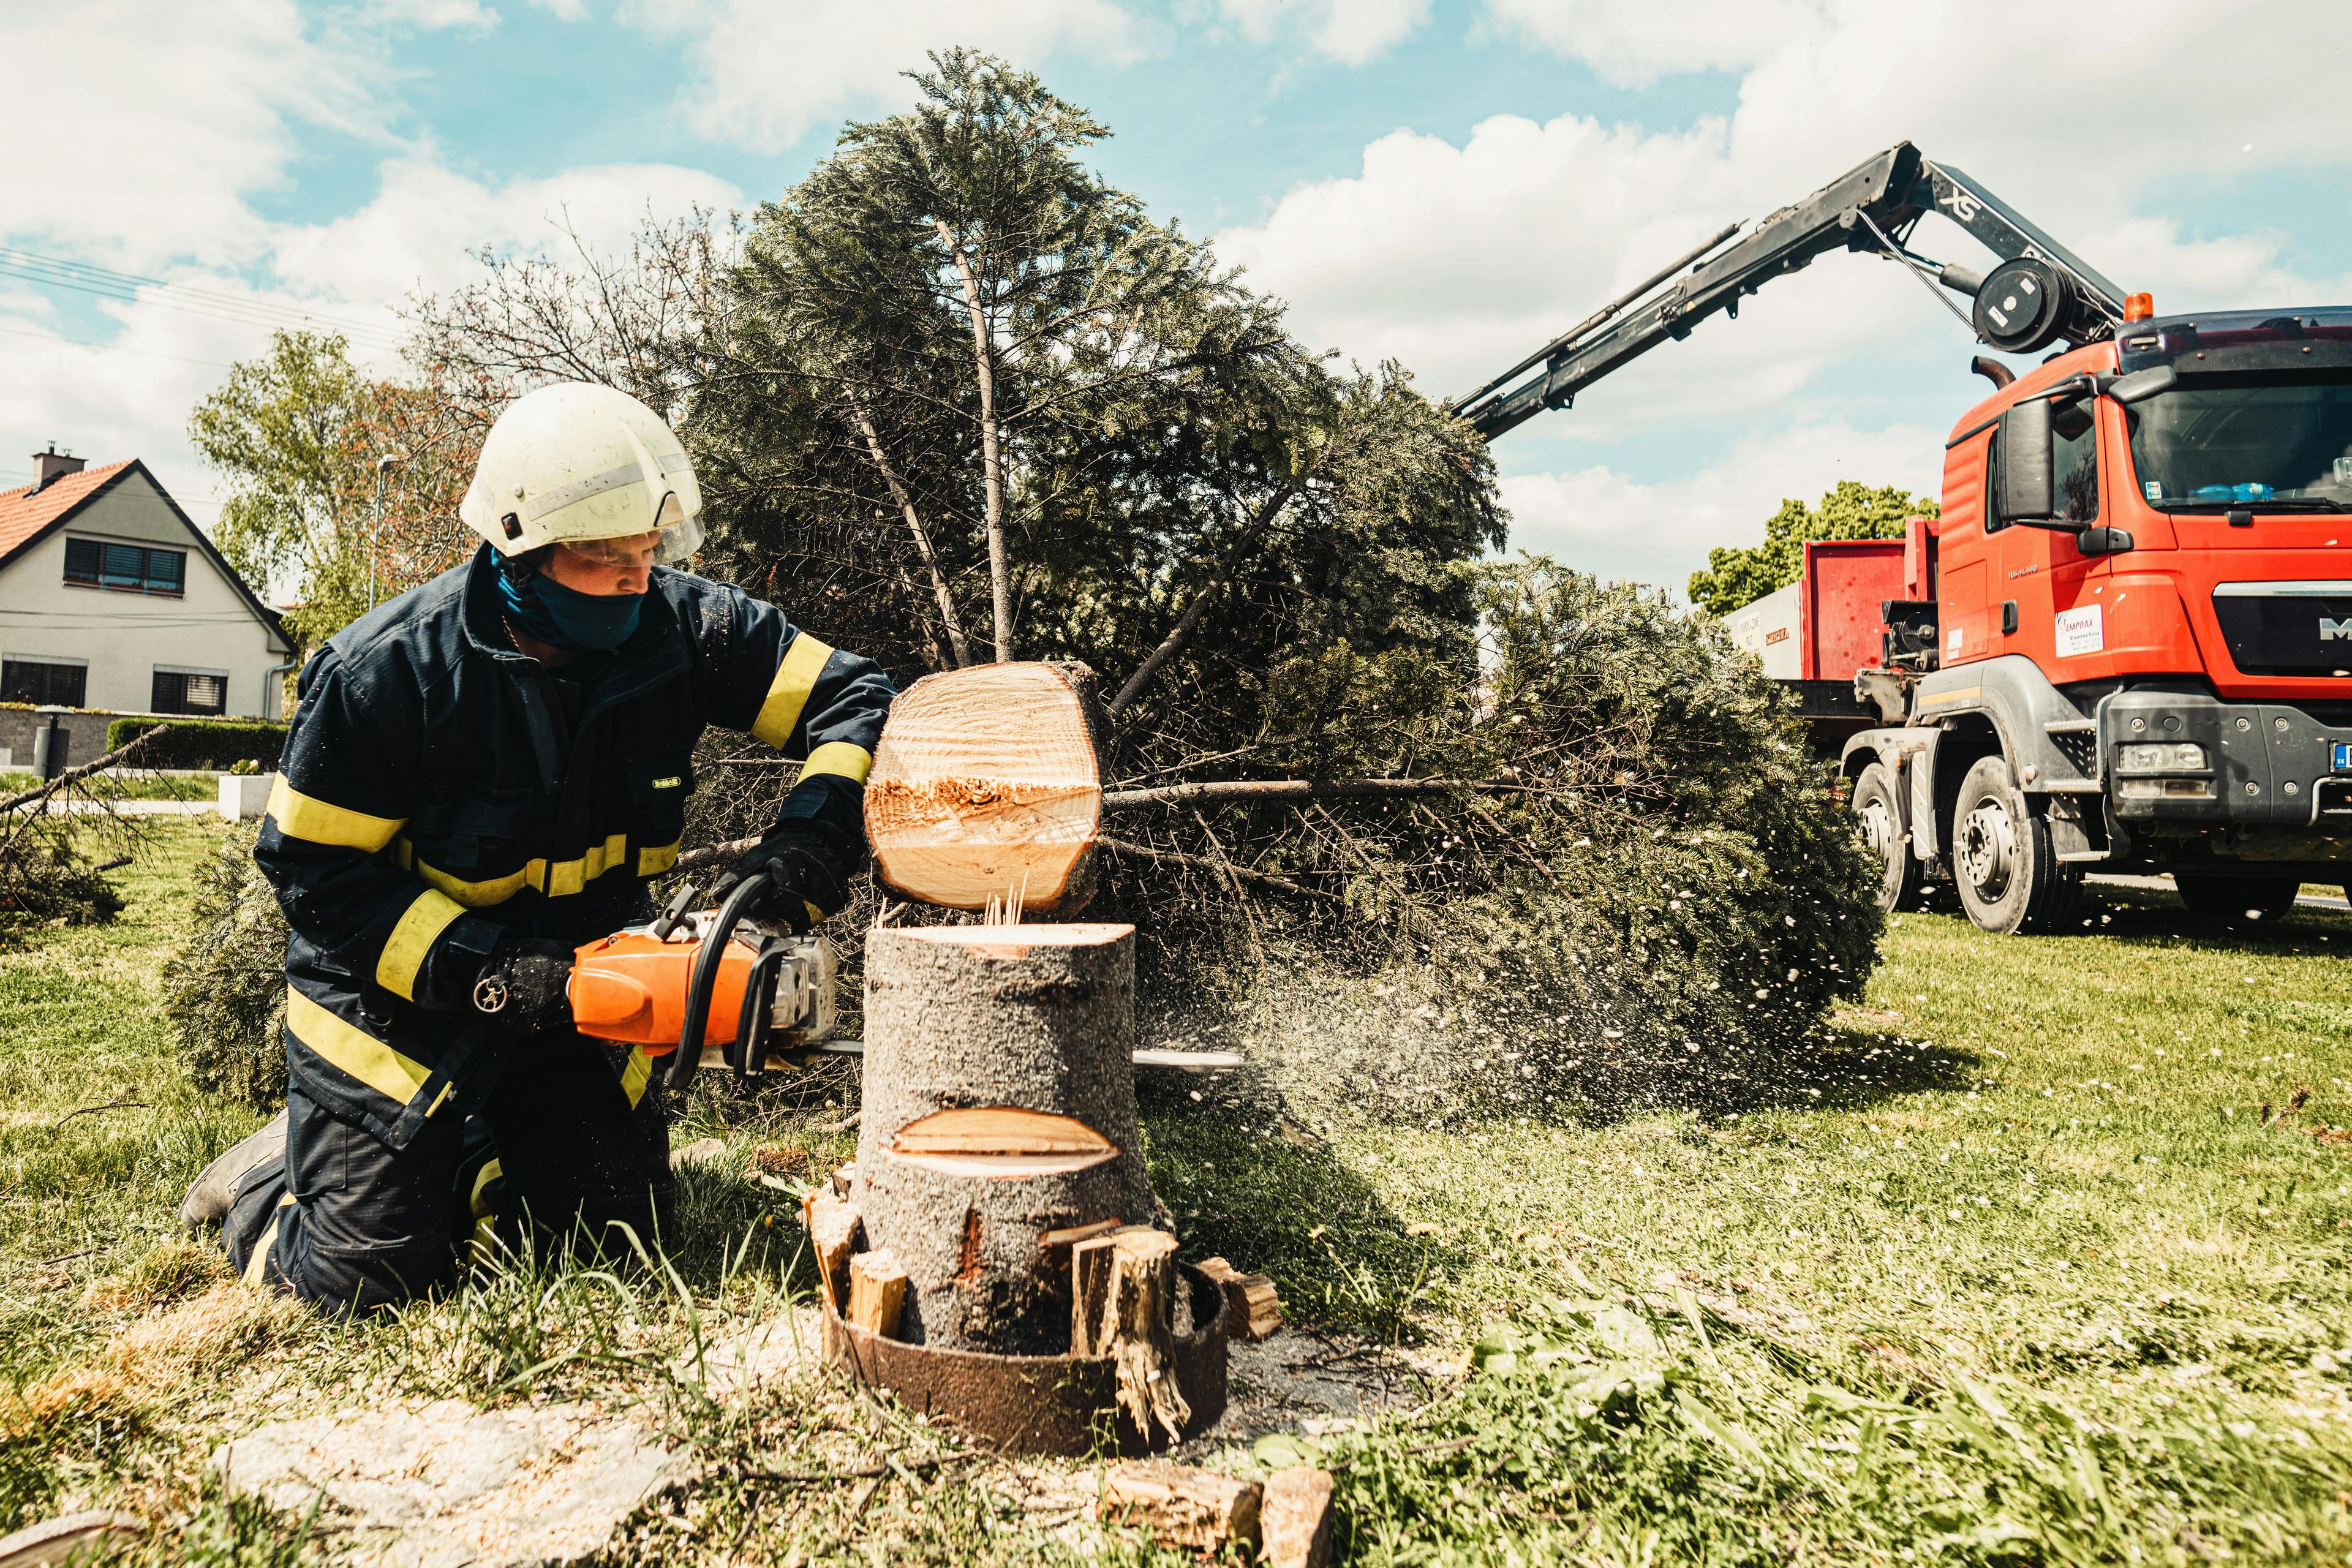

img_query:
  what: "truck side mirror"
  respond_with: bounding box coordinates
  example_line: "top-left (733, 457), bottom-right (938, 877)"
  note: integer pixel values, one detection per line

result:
top-left (1994, 398), bottom-right (2055, 526)
top-left (2105, 364), bottom-right (2178, 405)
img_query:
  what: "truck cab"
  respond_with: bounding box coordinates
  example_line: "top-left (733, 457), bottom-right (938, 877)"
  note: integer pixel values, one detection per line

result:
top-left (1842, 309), bottom-right (2352, 932)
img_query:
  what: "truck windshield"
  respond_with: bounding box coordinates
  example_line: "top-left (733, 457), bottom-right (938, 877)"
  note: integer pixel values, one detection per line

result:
top-left (2127, 370), bottom-right (2352, 509)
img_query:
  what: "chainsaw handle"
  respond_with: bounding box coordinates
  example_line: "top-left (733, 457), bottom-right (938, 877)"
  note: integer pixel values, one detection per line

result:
top-left (664, 870), bottom-right (772, 1092)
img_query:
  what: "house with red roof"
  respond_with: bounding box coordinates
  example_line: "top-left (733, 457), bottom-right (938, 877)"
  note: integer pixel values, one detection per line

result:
top-left (1, 447), bottom-right (293, 766)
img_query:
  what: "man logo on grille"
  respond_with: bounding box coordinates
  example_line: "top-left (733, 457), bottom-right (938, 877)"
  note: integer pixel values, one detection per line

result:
top-left (2323, 617), bottom-right (2352, 642)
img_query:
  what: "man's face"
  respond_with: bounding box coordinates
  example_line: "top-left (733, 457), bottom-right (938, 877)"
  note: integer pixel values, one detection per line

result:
top-left (542, 529), bottom-right (658, 595)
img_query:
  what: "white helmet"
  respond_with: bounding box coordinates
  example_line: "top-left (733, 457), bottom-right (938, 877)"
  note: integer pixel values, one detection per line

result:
top-left (460, 382), bottom-right (705, 564)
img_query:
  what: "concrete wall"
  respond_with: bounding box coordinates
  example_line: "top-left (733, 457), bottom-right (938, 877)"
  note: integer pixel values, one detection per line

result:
top-left (0, 468), bottom-right (292, 720)
top-left (0, 705), bottom-right (112, 772)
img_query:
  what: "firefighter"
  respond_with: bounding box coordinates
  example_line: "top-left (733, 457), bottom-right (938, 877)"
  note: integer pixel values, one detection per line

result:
top-left (179, 382), bottom-right (894, 1313)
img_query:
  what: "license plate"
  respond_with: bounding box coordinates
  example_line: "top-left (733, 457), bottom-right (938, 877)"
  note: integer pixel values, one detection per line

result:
top-left (2336, 741), bottom-right (2352, 772)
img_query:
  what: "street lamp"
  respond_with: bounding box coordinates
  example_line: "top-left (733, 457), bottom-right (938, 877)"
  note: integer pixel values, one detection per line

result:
top-left (369, 449), bottom-right (407, 608)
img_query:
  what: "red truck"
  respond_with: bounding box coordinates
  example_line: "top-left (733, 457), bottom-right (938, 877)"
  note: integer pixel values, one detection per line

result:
top-left (1460, 143), bottom-right (2352, 933)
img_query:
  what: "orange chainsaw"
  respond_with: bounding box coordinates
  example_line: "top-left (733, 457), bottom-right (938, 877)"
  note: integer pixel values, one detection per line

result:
top-left (568, 870), bottom-right (838, 1091)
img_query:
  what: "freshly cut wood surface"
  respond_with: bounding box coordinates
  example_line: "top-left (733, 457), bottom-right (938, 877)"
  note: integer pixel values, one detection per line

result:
top-left (1197, 1256), bottom-right (1283, 1341)
top-left (848, 1250), bottom-right (907, 1337)
top-left (1100, 1461), bottom-right (1262, 1553)
top-left (1071, 1227), bottom-right (1189, 1443)
top-left (1261, 1468), bottom-right (1336, 1568)
top-left (865, 662), bottom-right (1104, 914)
top-left (805, 1191), bottom-right (862, 1311)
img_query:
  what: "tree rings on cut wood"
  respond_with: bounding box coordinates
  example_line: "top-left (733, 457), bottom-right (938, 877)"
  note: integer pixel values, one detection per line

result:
top-left (855, 922), bottom-right (1158, 1354)
top-left (864, 661), bottom-right (1104, 915)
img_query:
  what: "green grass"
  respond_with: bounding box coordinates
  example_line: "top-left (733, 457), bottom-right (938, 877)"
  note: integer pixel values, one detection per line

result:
top-left (0, 770), bottom-right (219, 802)
top-left (3, 831), bottom-right (2349, 1562)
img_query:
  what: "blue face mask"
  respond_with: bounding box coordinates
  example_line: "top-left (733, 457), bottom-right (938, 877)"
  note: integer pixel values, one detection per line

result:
top-left (499, 562), bottom-right (644, 652)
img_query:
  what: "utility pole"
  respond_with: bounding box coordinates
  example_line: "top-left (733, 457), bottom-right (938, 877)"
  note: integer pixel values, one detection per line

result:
top-left (369, 450), bottom-right (407, 608)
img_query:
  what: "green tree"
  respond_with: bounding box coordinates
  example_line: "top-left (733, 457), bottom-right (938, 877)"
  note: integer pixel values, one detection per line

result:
top-left (1686, 480), bottom-right (1937, 615)
top-left (190, 331), bottom-right (478, 653)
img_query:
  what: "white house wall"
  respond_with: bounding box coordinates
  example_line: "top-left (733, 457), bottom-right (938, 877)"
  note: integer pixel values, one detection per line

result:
top-left (0, 470), bottom-right (290, 718)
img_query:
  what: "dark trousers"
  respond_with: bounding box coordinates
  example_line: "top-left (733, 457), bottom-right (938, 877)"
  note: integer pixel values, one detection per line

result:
top-left (225, 1030), bottom-right (673, 1314)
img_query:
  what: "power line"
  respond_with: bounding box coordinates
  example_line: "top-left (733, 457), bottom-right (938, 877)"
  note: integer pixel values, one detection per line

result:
top-left (0, 247), bottom-right (407, 351)
top-left (0, 321), bottom-right (237, 370)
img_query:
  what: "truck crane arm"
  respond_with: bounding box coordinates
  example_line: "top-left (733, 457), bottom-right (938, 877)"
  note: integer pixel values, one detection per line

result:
top-left (1455, 141), bottom-right (2129, 441)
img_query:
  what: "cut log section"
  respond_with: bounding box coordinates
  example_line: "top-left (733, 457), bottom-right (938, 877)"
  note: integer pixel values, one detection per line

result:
top-left (847, 1250), bottom-right (907, 1337)
top-left (1261, 1468), bottom-right (1336, 1568)
top-left (804, 1191), bottom-right (862, 1310)
top-left (864, 661), bottom-right (1104, 915)
top-left (1100, 1461), bottom-right (1262, 1554)
top-left (855, 924), bottom-right (1156, 1353)
top-left (1197, 1256), bottom-right (1284, 1342)
top-left (1072, 1227), bottom-right (1188, 1442)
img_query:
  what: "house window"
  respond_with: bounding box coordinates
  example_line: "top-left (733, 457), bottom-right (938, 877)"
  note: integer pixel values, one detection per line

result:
top-left (64, 537), bottom-right (186, 595)
top-left (152, 668), bottom-right (228, 715)
top-left (1, 658), bottom-right (88, 707)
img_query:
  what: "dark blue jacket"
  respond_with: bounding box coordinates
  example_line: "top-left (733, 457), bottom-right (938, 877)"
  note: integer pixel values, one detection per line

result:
top-left (256, 545), bottom-right (894, 1150)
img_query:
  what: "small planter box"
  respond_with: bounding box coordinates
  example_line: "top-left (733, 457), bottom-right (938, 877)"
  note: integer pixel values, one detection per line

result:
top-left (219, 773), bottom-right (275, 821)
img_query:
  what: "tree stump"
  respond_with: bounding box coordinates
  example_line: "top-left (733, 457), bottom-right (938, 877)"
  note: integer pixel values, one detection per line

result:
top-left (864, 662), bottom-right (1104, 915)
top-left (854, 922), bottom-right (1158, 1352)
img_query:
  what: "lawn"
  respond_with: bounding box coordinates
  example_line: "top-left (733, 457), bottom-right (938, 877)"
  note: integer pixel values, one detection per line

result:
top-left (0, 771), bottom-right (219, 802)
top-left (2, 820), bottom-right (2348, 1563)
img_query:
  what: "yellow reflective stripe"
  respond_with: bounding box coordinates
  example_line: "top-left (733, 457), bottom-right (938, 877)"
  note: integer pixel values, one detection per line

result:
top-left (416, 833), bottom-right (640, 906)
top-left (620, 1047), bottom-right (654, 1109)
top-left (796, 741), bottom-right (873, 787)
top-left (636, 839), bottom-right (680, 877)
top-left (243, 1194), bottom-right (296, 1289)
top-left (417, 859), bottom-right (533, 908)
top-left (751, 634), bottom-right (834, 749)
top-left (285, 988), bottom-right (433, 1108)
top-left (469, 1157), bottom-right (505, 1221)
top-left (375, 888), bottom-right (468, 1001)
top-left (546, 832), bottom-right (630, 898)
top-left (266, 777), bottom-right (405, 851)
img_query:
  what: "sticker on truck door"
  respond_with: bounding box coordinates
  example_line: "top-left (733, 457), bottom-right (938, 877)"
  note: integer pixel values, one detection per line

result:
top-left (2054, 605), bottom-right (2104, 656)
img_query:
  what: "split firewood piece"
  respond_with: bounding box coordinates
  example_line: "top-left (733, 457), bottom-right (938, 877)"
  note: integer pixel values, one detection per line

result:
top-left (1070, 1224), bottom-right (1153, 1357)
top-left (1109, 1229), bottom-right (1189, 1442)
top-left (1197, 1256), bottom-right (1284, 1341)
top-left (846, 1249), bottom-right (907, 1337)
top-left (1261, 1467), bottom-right (1336, 1568)
top-left (864, 660), bottom-right (1104, 914)
top-left (1099, 1461), bottom-right (1261, 1554)
top-left (829, 1162), bottom-right (856, 1198)
top-left (804, 1190), bottom-right (862, 1313)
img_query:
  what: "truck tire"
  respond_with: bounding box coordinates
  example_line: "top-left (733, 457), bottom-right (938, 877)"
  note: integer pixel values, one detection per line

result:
top-left (1850, 762), bottom-right (1923, 912)
top-left (1950, 755), bottom-right (2081, 935)
top-left (2173, 872), bottom-right (2301, 926)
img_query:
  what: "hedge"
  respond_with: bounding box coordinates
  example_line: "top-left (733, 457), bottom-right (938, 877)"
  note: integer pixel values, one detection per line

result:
top-left (107, 716), bottom-right (287, 771)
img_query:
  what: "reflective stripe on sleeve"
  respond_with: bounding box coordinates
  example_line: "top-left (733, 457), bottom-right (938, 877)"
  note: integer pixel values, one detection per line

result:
top-left (750, 634), bottom-right (835, 750)
top-left (796, 741), bottom-right (873, 786)
top-left (619, 1046), bottom-right (654, 1109)
top-left (636, 839), bottom-right (680, 877)
top-left (375, 888), bottom-right (469, 1001)
top-left (544, 832), bottom-right (630, 898)
top-left (266, 777), bottom-right (405, 851)
top-left (285, 988), bottom-right (434, 1109)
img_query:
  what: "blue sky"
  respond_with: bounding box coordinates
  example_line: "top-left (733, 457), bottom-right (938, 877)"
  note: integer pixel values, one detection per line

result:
top-left (2, 0), bottom-right (2346, 592)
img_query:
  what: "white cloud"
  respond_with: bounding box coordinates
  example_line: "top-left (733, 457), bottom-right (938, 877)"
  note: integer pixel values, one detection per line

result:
top-left (1220, 0), bottom-right (2352, 587)
top-left (1218, 0), bottom-right (1432, 64)
top-left (0, 0), bottom-right (376, 271)
top-left (527, 0), bottom-right (588, 17)
top-left (622, 0), bottom-right (1146, 153)
top-left (1501, 421), bottom-right (1940, 590)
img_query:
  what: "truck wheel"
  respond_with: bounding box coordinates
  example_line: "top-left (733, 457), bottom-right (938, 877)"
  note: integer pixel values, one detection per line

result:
top-left (1850, 763), bottom-right (1923, 912)
top-left (1950, 755), bottom-right (2081, 935)
top-left (2173, 873), bottom-right (2302, 926)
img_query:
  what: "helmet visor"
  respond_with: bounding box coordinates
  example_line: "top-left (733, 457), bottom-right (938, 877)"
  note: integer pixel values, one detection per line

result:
top-left (563, 497), bottom-right (702, 568)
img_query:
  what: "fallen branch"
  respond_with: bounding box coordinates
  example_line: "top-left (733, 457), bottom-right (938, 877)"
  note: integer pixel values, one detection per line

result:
top-left (53, 1100), bottom-right (150, 1130)
top-left (1104, 778), bottom-right (1520, 809)
top-left (1098, 837), bottom-right (1326, 899)
top-left (0, 726), bottom-right (170, 815)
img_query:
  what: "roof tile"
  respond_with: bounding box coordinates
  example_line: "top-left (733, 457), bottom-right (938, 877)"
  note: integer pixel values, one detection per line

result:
top-left (0, 460), bottom-right (135, 562)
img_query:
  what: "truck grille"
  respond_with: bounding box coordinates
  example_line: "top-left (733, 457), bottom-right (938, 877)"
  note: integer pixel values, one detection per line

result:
top-left (2212, 582), bottom-right (2352, 677)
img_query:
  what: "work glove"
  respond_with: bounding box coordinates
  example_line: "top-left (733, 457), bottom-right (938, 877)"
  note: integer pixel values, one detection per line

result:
top-left (469, 934), bottom-right (575, 1036)
top-left (718, 822), bottom-right (852, 932)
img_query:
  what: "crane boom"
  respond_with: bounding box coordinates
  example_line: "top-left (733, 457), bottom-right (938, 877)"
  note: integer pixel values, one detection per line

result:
top-left (1455, 142), bottom-right (2127, 440)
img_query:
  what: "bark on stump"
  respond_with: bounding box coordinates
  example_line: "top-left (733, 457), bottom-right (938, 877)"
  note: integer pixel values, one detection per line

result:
top-left (854, 923), bottom-right (1158, 1352)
